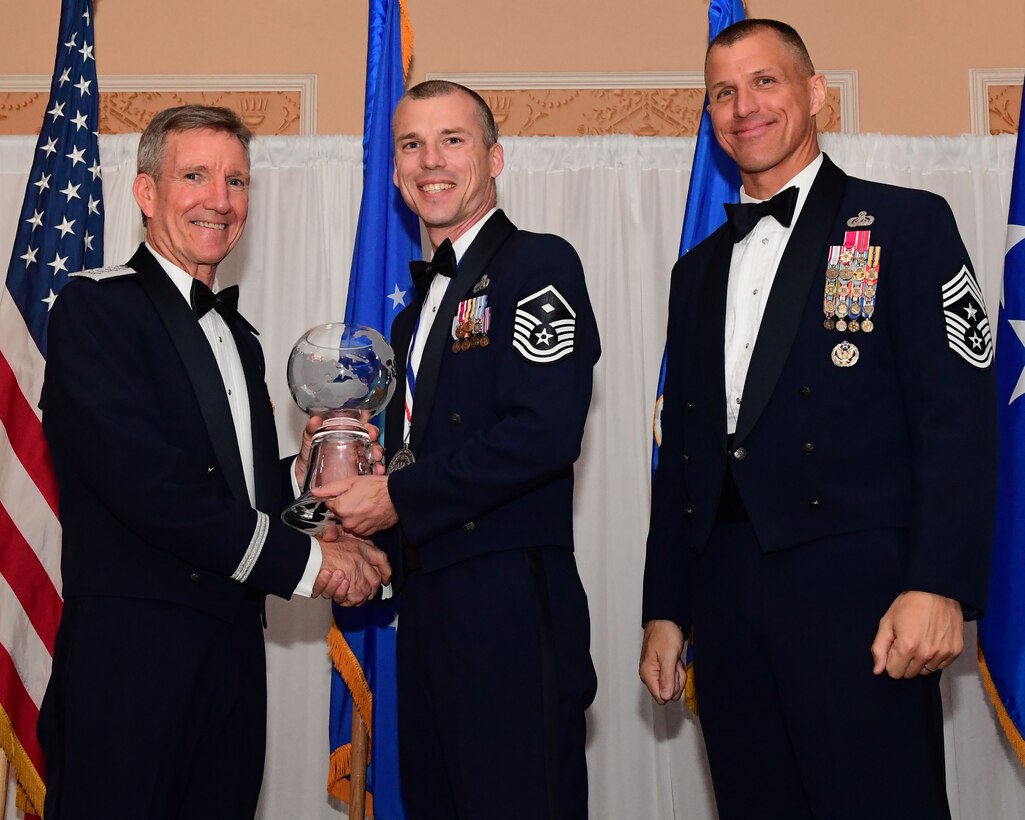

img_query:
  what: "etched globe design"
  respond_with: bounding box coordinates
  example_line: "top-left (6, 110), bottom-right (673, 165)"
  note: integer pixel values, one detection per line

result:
top-left (287, 323), bottom-right (396, 418)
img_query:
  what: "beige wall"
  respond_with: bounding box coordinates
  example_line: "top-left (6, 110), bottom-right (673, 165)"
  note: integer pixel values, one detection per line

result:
top-left (2, 0), bottom-right (1023, 135)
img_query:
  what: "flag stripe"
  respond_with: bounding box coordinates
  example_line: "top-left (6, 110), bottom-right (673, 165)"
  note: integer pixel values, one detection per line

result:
top-left (0, 641), bottom-right (46, 773)
top-left (0, 292), bottom-right (47, 413)
top-left (0, 507), bottom-right (61, 655)
top-left (0, 359), bottom-right (60, 515)
top-left (0, 569), bottom-right (54, 711)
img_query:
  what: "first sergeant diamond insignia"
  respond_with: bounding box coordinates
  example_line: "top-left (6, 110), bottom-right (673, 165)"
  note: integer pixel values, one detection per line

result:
top-left (513, 284), bottom-right (576, 364)
top-left (941, 264), bottom-right (993, 369)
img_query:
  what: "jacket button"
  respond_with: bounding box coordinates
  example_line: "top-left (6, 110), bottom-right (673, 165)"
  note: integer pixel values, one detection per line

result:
top-left (190, 573), bottom-right (201, 582)
top-left (810, 500), bottom-right (821, 508)
top-left (800, 386), bottom-right (812, 396)
top-left (802, 442), bottom-right (815, 454)
top-left (464, 521), bottom-right (476, 532)
top-left (684, 508), bottom-right (693, 519)
top-left (450, 413), bottom-right (462, 424)
top-left (733, 447), bottom-right (747, 460)
top-left (684, 402), bottom-right (693, 412)
top-left (682, 453), bottom-right (690, 463)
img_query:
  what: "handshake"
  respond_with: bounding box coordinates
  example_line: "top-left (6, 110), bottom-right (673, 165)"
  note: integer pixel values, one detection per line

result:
top-left (311, 526), bottom-right (392, 606)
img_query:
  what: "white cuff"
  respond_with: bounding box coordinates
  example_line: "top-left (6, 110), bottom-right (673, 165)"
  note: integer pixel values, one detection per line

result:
top-left (293, 537), bottom-right (323, 598)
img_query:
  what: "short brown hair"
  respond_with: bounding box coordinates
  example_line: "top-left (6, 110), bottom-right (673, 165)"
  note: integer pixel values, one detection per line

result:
top-left (707, 19), bottom-right (816, 77)
top-left (402, 80), bottom-right (499, 147)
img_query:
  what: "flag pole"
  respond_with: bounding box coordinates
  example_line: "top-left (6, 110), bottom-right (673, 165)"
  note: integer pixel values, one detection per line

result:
top-left (0, 748), bottom-right (9, 818)
top-left (349, 709), bottom-right (370, 818)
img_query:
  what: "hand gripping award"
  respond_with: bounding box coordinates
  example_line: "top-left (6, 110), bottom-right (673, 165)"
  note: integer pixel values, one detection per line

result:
top-left (282, 323), bottom-right (396, 534)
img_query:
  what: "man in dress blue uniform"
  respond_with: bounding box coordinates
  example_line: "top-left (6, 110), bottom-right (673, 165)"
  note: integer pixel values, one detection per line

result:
top-left (639, 20), bottom-right (996, 820)
top-left (38, 105), bottom-right (390, 819)
top-left (318, 81), bottom-right (600, 819)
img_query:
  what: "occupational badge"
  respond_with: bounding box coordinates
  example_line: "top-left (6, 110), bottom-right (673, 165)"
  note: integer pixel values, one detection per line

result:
top-left (473, 274), bottom-right (490, 294)
top-left (513, 284), bottom-right (576, 364)
top-left (831, 341), bottom-right (860, 368)
top-left (941, 264), bottom-right (993, 369)
top-left (846, 210), bottom-right (875, 228)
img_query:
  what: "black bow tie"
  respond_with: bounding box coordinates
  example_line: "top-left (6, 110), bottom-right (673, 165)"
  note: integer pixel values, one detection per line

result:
top-left (724, 186), bottom-right (799, 243)
top-left (191, 280), bottom-right (240, 321)
top-left (409, 238), bottom-right (457, 293)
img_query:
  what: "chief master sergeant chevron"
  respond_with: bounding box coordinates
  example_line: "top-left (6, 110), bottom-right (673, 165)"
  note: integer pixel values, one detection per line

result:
top-left (316, 80), bottom-right (600, 819)
top-left (639, 19), bottom-right (997, 820)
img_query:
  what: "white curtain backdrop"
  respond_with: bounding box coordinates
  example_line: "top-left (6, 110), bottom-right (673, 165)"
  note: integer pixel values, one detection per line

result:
top-left (2, 132), bottom-right (1023, 819)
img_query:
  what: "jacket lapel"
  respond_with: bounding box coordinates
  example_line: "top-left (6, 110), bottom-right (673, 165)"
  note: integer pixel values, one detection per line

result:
top-left (734, 155), bottom-right (848, 444)
top-left (696, 228), bottom-right (734, 447)
top-left (384, 303), bottom-right (417, 454)
top-left (409, 210), bottom-right (516, 453)
top-left (132, 244), bottom-right (249, 503)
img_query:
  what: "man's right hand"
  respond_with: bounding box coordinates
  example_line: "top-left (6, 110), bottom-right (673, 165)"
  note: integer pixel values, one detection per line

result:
top-left (311, 532), bottom-right (392, 606)
top-left (639, 619), bottom-right (687, 705)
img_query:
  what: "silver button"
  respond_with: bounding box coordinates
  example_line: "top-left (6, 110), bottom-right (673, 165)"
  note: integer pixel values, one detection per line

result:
top-left (733, 447), bottom-right (747, 460)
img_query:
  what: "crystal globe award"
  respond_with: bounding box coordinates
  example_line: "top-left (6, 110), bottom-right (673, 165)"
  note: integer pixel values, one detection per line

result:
top-left (282, 323), bottom-right (396, 535)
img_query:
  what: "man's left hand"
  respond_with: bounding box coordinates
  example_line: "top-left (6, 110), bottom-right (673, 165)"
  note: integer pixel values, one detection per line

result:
top-left (870, 590), bottom-right (965, 679)
top-left (313, 475), bottom-right (398, 537)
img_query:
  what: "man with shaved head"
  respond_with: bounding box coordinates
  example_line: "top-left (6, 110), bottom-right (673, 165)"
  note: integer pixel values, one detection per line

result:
top-left (641, 19), bottom-right (995, 819)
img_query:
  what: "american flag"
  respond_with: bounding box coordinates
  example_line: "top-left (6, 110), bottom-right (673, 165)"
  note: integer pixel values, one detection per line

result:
top-left (0, 1), bottom-right (103, 813)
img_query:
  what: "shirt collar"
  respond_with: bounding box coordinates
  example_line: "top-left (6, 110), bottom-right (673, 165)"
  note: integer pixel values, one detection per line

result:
top-left (145, 242), bottom-right (219, 305)
top-left (739, 153), bottom-right (824, 227)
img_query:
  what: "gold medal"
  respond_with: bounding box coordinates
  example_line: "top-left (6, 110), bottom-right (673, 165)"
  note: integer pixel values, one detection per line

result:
top-left (824, 318), bottom-right (835, 330)
top-left (480, 335), bottom-right (490, 347)
top-left (861, 318), bottom-right (874, 333)
top-left (849, 320), bottom-right (860, 333)
top-left (836, 319), bottom-right (847, 332)
top-left (452, 341), bottom-right (461, 353)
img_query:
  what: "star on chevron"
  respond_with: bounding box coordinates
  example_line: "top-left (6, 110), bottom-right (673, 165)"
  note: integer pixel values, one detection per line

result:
top-left (388, 283), bottom-right (407, 309)
top-left (535, 327), bottom-right (552, 345)
top-left (964, 302), bottom-right (978, 321)
top-left (71, 110), bottom-right (89, 131)
top-left (40, 136), bottom-right (58, 157)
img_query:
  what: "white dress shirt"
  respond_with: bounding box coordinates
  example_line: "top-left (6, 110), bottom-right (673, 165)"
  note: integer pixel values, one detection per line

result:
top-left (724, 155), bottom-right (823, 435)
top-left (150, 244), bottom-right (320, 596)
top-left (404, 207), bottom-right (497, 441)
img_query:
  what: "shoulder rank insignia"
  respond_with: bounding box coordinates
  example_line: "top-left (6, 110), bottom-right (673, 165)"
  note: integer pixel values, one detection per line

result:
top-left (941, 265), bottom-right (993, 369)
top-left (71, 264), bottom-right (136, 282)
top-left (846, 211), bottom-right (875, 227)
top-left (513, 284), bottom-right (576, 364)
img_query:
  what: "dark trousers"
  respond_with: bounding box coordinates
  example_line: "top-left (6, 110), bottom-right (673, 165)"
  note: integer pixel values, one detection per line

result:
top-left (39, 596), bottom-right (268, 820)
top-left (691, 523), bottom-right (950, 820)
top-left (397, 546), bottom-right (596, 820)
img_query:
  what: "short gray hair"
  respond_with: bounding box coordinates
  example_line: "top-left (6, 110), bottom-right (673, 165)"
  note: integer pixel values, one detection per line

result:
top-left (137, 105), bottom-right (252, 178)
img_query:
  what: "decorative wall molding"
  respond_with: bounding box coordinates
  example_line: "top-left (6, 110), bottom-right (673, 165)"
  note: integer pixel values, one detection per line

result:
top-left (0, 74), bottom-right (317, 135)
top-left (969, 69), bottom-right (1023, 135)
top-left (428, 70), bottom-right (859, 137)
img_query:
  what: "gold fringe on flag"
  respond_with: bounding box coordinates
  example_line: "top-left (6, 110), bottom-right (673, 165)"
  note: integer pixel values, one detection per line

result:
top-left (1, 706), bottom-right (45, 817)
top-left (398, 0), bottom-right (414, 79)
top-left (978, 647), bottom-right (1025, 768)
top-left (684, 661), bottom-right (698, 715)
top-left (326, 622), bottom-right (376, 812)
